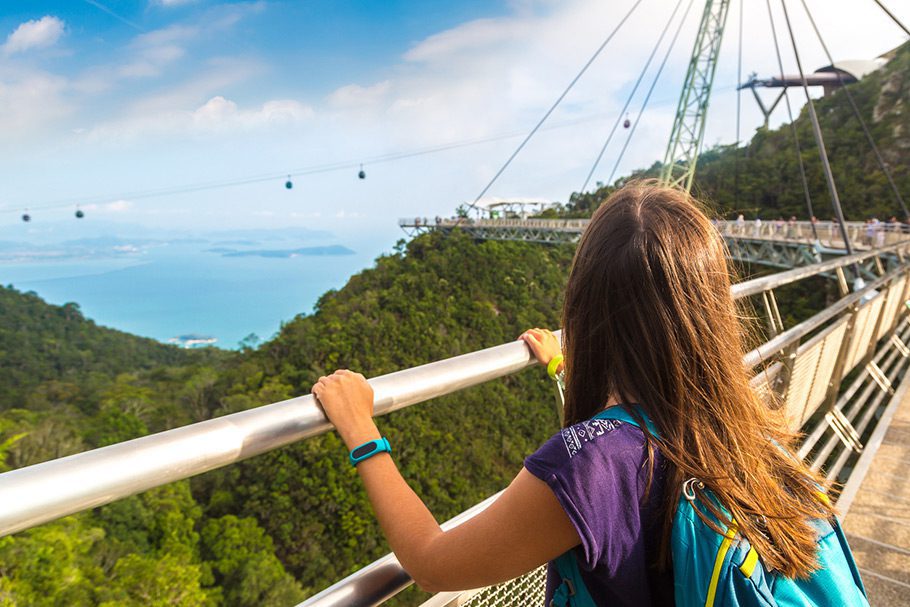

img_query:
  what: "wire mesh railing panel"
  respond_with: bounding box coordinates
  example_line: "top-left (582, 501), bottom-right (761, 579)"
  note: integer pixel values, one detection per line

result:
top-left (876, 276), bottom-right (908, 341)
top-left (844, 294), bottom-right (885, 372)
top-left (460, 566), bottom-right (547, 607)
top-left (806, 321), bottom-right (849, 413)
top-left (785, 336), bottom-right (826, 428)
top-left (750, 362), bottom-right (782, 409)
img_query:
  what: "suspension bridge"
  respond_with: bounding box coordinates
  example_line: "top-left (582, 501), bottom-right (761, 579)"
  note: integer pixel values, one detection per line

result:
top-left (399, 217), bottom-right (908, 273)
top-left (0, 0), bottom-right (909, 605)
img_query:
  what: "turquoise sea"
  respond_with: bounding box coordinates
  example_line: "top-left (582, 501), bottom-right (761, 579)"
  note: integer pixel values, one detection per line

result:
top-left (0, 235), bottom-right (391, 349)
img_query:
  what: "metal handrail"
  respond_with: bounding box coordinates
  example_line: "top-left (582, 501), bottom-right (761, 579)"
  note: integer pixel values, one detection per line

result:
top-left (0, 338), bottom-right (542, 538)
top-left (1, 242), bottom-right (907, 539)
top-left (401, 217), bottom-right (910, 234)
top-left (741, 266), bottom-right (900, 368)
top-left (731, 241), bottom-right (909, 298)
top-left (301, 493), bottom-right (501, 607)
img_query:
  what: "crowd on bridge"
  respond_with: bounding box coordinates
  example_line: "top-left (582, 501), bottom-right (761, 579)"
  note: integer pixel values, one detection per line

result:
top-left (719, 214), bottom-right (910, 247)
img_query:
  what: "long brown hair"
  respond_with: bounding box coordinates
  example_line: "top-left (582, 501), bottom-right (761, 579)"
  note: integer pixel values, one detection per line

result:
top-left (561, 180), bottom-right (833, 577)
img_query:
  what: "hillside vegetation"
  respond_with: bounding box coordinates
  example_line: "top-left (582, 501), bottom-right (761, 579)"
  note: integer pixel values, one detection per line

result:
top-left (0, 286), bottom-right (216, 407)
top-left (0, 234), bottom-right (572, 605)
top-left (0, 39), bottom-right (906, 607)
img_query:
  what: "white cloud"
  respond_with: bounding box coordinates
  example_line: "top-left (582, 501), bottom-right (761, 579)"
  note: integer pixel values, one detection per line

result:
top-left (2, 16), bottom-right (65, 55)
top-left (118, 44), bottom-right (186, 78)
top-left (403, 18), bottom-right (528, 64)
top-left (82, 200), bottom-right (133, 213)
top-left (327, 81), bottom-right (392, 108)
top-left (83, 92), bottom-right (314, 142)
top-left (192, 96), bottom-right (314, 131)
top-left (154, 0), bottom-right (198, 6)
top-left (335, 210), bottom-right (365, 219)
top-left (0, 67), bottom-right (72, 138)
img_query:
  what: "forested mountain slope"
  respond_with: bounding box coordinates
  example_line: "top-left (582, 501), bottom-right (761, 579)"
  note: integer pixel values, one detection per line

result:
top-left (0, 234), bottom-right (573, 605)
top-left (0, 286), bottom-right (213, 406)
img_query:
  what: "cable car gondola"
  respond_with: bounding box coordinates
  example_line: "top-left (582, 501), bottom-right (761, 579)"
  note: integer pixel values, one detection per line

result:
top-left (623, 113), bottom-right (631, 129)
top-left (75, 208), bottom-right (84, 219)
top-left (21, 212), bottom-right (30, 222)
top-left (358, 164), bottom-right (366, 180)
top-left (285, 175), bottom-right (293, 189)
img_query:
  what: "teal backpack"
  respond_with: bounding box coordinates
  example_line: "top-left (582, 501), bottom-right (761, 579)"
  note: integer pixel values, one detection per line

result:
top-left (549, 406), bottom-right (869, 607)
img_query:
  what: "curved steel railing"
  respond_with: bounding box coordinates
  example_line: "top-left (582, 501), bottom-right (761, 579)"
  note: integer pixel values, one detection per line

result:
top-left (0, 340), bottom-right (539, 537)
top-left (0, 242), bottom-right (906, 539)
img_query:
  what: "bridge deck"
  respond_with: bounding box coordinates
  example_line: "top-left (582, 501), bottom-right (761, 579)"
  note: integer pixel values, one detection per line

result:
top-left (842, 371), bottom-right (910, 606)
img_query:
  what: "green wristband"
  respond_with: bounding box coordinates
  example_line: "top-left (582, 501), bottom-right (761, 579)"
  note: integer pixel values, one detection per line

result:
top-left (547, 355), bottom-right (564, 380)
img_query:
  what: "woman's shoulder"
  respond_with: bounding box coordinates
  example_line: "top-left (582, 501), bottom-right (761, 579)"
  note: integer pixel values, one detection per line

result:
top-left (524, 415), bottom-right (668, 573)
top-left (525, 415), bottom-right (650, 479)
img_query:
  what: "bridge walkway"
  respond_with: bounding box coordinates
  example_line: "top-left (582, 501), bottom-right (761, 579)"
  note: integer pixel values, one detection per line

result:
top-left (400, 217), bottom-right (906, 272)
top-left (841, 371), bottom-right (910, 606)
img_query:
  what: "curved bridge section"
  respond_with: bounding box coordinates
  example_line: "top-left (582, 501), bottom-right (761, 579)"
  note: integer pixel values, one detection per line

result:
top-left (401, 217), bottom-right (909, 272)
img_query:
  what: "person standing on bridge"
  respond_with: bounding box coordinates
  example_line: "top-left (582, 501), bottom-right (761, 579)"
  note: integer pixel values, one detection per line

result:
top-left (313, 181), bottom-right (852, 606)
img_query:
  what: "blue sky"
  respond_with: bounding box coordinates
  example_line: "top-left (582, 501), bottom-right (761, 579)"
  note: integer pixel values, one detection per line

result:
top-left (0, 0), bottom-right (907, 244)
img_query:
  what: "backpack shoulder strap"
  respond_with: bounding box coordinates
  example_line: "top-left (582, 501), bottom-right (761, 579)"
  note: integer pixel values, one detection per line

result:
top-left (593, 405), bottom-right (660, 439)
top-left (551, 551), bottom-right (598, 607)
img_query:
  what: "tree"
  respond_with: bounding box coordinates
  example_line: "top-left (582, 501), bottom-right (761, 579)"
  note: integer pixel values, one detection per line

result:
top-left (97, 553), bottom-right (216, 607)
top-left (201, 515), bottom-right (304, 606)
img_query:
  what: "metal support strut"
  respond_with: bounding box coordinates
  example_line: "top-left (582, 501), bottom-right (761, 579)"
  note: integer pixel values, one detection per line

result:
top-left (660, 0), bottom-right (732, 192)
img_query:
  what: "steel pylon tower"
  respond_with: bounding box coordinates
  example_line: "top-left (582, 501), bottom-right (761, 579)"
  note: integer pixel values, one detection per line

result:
top-left (660, 0), bottom-right (732, 192)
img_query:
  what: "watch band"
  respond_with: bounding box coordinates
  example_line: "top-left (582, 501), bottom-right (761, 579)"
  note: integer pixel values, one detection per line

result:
top-left (349, 437), bottom-right (392, 467)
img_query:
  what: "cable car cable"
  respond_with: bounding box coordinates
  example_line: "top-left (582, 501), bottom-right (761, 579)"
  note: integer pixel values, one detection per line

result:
top-left (871, 0), bottom-right (910, 37)
top-left (0, 108), bottom-right (671, 215)
top-left (765, 0), bottom-right (817, 238)
top-left (607, 0), bottom-right (696, 185)
top-left (732, 0), bottom-right (743, 208)
top-left (579, 0), bottom-right (685, 194)
top-left (778, 0), bottom-right (855, 262)
top-left (799, 0), bottom-right (909, 221)
top-left (0, 84), bottom-right (739, 217)
top-left (464, 0), bottom-right (646, 214)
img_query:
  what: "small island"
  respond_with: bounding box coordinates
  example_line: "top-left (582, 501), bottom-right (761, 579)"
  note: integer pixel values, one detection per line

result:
top-left (206, 245), bottom-right (356, 258)
top-left (167, 334), bottom-right (218, 348)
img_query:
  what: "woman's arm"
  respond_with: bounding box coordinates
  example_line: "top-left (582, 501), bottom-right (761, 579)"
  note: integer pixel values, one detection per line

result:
top-left (312, 370), bottom-right (580, 593)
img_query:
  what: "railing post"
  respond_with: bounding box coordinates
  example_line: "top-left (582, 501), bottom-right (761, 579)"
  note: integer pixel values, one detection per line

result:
top-left (819, 301), bottom-right (860, 422)
top-left (775, 342), bottom-right (802, 403)
top-left (835, 267), bottom-right (850, 297)
top-left (762, 289), bottom-right (785, 337)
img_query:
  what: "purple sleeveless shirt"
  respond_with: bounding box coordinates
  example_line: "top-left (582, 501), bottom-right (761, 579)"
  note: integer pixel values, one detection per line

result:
top-left (524, 416), bottom-right (675, 606)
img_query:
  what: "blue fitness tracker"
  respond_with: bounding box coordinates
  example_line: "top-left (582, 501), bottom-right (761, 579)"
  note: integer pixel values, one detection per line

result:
top-left (349, 437), bottom-right (392, 467)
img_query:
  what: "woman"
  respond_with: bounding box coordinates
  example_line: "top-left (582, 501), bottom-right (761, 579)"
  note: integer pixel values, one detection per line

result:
top-left (312, 181), bottom-right (835, 605)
